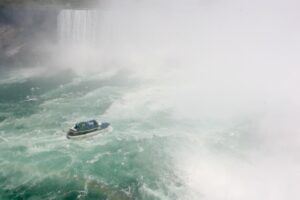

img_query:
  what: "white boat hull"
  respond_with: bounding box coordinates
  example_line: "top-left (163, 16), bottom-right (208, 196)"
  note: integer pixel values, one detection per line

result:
top-left (66, 125), bottom-right (111, 139)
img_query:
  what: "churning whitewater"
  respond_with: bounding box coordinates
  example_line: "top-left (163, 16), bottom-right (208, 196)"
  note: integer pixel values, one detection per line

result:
top-left (0, 68), bottom-right (181, 199)
top-left (1, 1), bottom-right (300, 199)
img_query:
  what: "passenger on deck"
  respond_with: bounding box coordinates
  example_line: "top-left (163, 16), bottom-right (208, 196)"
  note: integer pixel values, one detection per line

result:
top-left (92, 120), bottom-right (98, 127)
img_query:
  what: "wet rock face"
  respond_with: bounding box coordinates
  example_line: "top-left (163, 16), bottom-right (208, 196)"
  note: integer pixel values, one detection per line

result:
top-left (0, 5), bottom-right (59, 67)
top-left (0, 22), bottom-right (20, 65)
top-left (0, 0), bottom-right (100, 8)
top-left (0, 0), bottom-right (100, 68)
top-left (0, 24), bottom-right (18, 55)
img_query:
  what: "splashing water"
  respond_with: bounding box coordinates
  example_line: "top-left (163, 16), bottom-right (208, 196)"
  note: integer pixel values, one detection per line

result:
top-left (1, 0), bottom-right (300, 199)
top-left (1, 62), bottom-right (299, 200)
top-left (57, 9), bottom-right (98, 45)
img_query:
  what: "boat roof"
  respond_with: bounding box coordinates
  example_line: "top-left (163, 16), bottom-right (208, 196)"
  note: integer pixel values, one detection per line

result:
top-left (75, 119), bottom-right (97, 125)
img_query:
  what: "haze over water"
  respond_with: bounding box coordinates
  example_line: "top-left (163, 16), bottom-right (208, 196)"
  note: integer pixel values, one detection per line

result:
top-left (0, 0), bottom-right (300, 199)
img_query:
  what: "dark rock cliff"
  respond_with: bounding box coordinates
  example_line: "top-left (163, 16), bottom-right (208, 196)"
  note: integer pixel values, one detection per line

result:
top-left (0, 5), bottom-right (60, 67)
top-left (0, 0), bottom-right (99, 8)
top-left (0, 0), bottom-right (101, 68)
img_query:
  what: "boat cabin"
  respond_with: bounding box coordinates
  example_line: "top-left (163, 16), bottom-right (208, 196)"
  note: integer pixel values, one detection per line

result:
top-left (74, 120), bottom-right (99, 131)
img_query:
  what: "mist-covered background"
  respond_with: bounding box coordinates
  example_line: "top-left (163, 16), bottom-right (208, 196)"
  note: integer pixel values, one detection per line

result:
top-left (0, 0), bottom-right (299, 199)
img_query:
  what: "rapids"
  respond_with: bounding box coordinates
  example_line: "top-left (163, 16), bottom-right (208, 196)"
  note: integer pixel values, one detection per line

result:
top-left (0, 68), bottom-right (179, 199)
top-left (1, 0), bottom-right (300, 199)
top-left (0, 64), bottom-right (298, 200)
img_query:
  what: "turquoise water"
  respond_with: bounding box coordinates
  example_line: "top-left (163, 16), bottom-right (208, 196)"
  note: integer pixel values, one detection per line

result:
top-left (0, 67), bottom-right (262, 200)
top-left (0, 68), bottom-right (182, 200)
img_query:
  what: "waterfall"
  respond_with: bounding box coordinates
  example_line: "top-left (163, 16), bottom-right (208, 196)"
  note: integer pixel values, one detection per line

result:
top-left (57, 9), bottom-right (98, 45)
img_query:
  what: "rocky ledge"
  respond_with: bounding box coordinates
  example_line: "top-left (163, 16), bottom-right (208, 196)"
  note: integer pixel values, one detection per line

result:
top-left (0, 5), bottom-right (59, 67)
top-left (0, 0), bottom-right (102, 68)
top-left (0, 0), bottom-right (99, 8)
